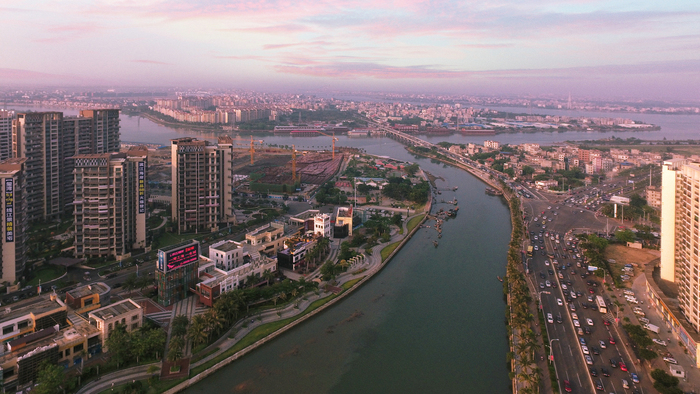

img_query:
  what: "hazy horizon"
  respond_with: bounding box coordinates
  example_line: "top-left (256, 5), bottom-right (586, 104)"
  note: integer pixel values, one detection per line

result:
top-left (1, 0), bottom-right (699, 101)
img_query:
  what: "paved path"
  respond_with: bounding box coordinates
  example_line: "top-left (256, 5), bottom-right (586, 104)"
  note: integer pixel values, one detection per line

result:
top-left (78, 214), bottom-right (422, 394)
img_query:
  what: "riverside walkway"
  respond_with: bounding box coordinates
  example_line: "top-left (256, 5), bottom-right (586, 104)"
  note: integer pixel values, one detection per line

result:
top-left (78, 212), bottom-right (427, 394)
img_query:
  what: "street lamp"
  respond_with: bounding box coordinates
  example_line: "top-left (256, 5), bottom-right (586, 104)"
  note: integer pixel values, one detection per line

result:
top-left (549, 338), bottom-right (559, 364)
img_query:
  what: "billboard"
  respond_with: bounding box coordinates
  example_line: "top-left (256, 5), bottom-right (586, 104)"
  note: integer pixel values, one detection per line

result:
top-left (158, 242), bottom-right (199, 273)
top-left (138, 161), bottom-right (145, 214)
top-left (5, 178), bottom-right (13, 243)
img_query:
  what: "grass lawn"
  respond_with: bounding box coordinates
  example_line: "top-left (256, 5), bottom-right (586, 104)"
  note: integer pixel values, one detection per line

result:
top-left (406, 214), bottom-right (425, 233)
top-left (26, 266), bottom-right (64, 286)
top-left (381, 241), bottom-right (401, 262)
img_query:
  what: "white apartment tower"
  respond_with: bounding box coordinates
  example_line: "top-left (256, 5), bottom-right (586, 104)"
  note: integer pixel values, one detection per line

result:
top-left (12, 110), bottom-right (120, 222)
top-left (72, 148), bottom-right (148, 258)
top-left (0, 158), bottom-right (27, 283)
top-left (171, 137), bottom-right (235, 234)
top-left (660, 159), bottom-right (700, 331)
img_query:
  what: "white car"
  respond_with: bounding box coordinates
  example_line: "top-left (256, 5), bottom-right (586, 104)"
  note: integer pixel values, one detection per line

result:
top-left (547, 313), bottom-right (554, 324)
top-left (545, 260), bottom-right (550, 266)
top-left (581, 345), bottom-right (590, 355)
top-left (585, 355), bottom-right (593, 365)
top-left (663, 357), bottom-right (678, 364)
top-left (599, 340), bottom-right (607, 349)
top-left (653, 339), bottom-right (667, 346)
top-left (571, 291), bottom-right (577, 299)
top-left (557, 298), bottom-right (563, 306)
top-left (587, 318), bottom-right (594, 326)
top-left (562, 284), bottom-right (568, 290)
top-left (546, 280), bottom-right (551, 288)
top-left (573, 319), bottom-right (580, 327)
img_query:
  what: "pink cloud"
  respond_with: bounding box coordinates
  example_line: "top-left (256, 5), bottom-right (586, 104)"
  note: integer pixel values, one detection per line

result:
top-left (223, 24), bottom-right (313, 34)
top-left (132, 59), bottom-right (172, 65)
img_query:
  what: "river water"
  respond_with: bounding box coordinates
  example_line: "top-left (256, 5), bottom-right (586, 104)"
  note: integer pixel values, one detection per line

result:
top-left (5, 104), bottom-right (696, 392)
top-left (184, 146), bottom-right (513, 394)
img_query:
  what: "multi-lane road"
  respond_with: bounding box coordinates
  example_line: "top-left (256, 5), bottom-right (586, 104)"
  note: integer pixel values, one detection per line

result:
top-left (524, 200), bottom-right (648, 393)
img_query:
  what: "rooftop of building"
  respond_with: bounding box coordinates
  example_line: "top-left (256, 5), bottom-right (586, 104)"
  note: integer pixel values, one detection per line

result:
top-left (0, 295), bottom-right (66, 324)
top-left (247, 222), bottom-right (284, 237)
top-left (89, 299), bottom-right (141, 321)
top-left (66, 282), bottom-right (110, 300)
top-left (210, 240), bottom-right (243, 253)
top-left (336, 206), bottom-right (353, 217)
top-left (0, 158), bottom-right (26, 172)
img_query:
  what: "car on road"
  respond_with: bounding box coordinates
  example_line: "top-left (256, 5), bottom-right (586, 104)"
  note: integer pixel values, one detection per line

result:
top-left (587, 318), bottom-right (594, 326)
top-left (631, 372), bottom-right (640, 383)
top-left (562, 284), bottom-right (568, 290)
top-left (582, 345), bottom-right (590, 355)
top-left (585, 355), bottom-right (593, 365)
top-left (609, 337), bottom-right (616, 344)
top-left (556, 315), bottom-right (563, 324)
top-left (569, 303), bottom-right (576, 311)
top-left (663, 357), bottom-right (678, 364)
top-left (547, 313), bottom-right (554, 324)
top-left (545, 280), bottom-right (551, 288)
top-left (589, 367), bottom-right (597, 376)
top-left (601, 367), bottom-right (610, 377)
top-left (572, 313), bottom-right (578, 320)
top-left (573, 319), bottom-right (580, 327)
top-left (653, 339), bottom-right (667, 346)
top-left (620, 361), bottom-right (627, 371)
top-left (599, 340), bottom-right (607, 349)
top-left (563, 380), bottom-right (573, 392)
top-left (603, 319), bottom-right (611, 326)
top-left (540, 282), bottom-right (545, 289)
top-left (579, 337), bottom-right (587, 346)
top-left (595, 381), bottom-right (604, 391)
top-left (557, 298), bottom-right (563, 306)
top-left (610, 359), bottom-right (618, 368)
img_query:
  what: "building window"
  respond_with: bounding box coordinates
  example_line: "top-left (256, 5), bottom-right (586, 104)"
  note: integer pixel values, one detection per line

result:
top-left (131, 323), bottom-right (139, 330)
top-left (2, 325), bottom-right (14, 335)
top-left (65, 348), bottom-right (70, 356)
top-left (74, 343), bottom-right (84, 352)
top-left (131, 315), bottom-right (139, 321)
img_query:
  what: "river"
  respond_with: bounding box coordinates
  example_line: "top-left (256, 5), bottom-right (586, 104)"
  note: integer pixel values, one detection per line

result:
top-left (184, 145), bottom-right (513, 394)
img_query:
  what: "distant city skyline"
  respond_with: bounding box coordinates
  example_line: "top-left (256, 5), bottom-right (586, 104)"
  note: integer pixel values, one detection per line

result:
top-left (1, 0), bottom-right (699, 100)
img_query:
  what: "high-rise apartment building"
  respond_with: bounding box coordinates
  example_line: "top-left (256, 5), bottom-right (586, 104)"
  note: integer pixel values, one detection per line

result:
top-left (72, 147), bottom-right (148, 258)
top-left (660, 159), bottom-right (700, 331)
top-left (12, 110), bottom-right (120, 222)
top-left (171, 137), bottom-right (235, 234)
top-left (0, 110), bottom-right (14, 161)
top-left (0, 158), bottom-right (27, 283)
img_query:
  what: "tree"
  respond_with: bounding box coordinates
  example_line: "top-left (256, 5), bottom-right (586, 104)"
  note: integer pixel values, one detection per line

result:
top-left (124, 273), bottom-right (138, 292)
top-left (614, 229), bottom-right (635, 244)
top-left (521, 165), bottom-right (535, 177)
top-left (404, 163), bottom-right (420, 176)
top-left (34, 362), bottom-right (65, 394)
top-left (187, 315), bottom-right (208, 347)
top-left (105, 325), bottom-right (132, 367)
top-left (651, 369), bottom-right (683, 394)
top-left (320, 261), bottom-right (336, 281)
top-left (171, 315), bottom-right (189, 338)
top-left (167, 336), bottom-right (184, 362)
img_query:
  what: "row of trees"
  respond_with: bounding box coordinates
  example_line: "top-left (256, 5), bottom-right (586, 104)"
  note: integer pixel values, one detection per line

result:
top-left (504, 191), bottom-right (542, 394)
top-left (106, 321), bottom-right (167, 367)
top-left (381, 177), bottom-right (430, 204)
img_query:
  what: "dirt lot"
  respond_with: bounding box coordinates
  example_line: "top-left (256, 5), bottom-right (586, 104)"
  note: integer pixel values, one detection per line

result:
top-left (604, 244), bottom-right (659, 286)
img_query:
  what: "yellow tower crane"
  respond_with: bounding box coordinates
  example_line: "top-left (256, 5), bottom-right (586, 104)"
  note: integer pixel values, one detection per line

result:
top-left (246, 136), bottom-right (264, 165)
top-left (291, 144), bottom-right (297, 183)
top-left (316, 131), bottom-right (339, 159)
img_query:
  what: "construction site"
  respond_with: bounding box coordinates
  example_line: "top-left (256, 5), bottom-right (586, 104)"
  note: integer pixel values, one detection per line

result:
top-left (229, 135), bottom-right (347, 194)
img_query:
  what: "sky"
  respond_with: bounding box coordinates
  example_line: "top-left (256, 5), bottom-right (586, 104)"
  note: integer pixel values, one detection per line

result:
top-left (1, 0), bottom-right (699, 100)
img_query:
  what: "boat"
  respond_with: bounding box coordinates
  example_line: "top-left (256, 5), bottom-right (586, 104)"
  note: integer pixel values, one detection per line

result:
top-left (453, 186), bottom-right (458, 190)
top-left (454, 206), bottom-right (459, 211)
top-left (497, 276), bottom-right (503, 282)
top-left (485, 187), bottom-right (503, 196)
top-left (433, 241), bottom-right (439, 248)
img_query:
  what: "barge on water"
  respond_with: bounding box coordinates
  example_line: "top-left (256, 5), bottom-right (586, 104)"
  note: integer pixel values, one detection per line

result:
top-left (485, 187), bottom-right (503, 196)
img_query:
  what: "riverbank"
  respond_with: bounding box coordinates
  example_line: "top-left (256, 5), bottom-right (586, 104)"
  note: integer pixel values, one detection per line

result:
top-left (403, 144), bottom-right (548, 394)
top-left (81, 198), bottom-right (430, 394)
top-left (160, 211), bottom-right (429, 394)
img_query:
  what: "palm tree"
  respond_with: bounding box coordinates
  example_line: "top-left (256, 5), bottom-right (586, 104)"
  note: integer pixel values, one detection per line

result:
top-left (205, 310), bottom-right (225, 340)
top-left (338, 259), bottom-right (350, 271)
top-left (167, 336), bottom-right (184, 362)
top-left (187, 315), bottom-right (208, 347)
top-left (262, 269), bottom-right (275, 285)
top-left (272, 294), bottom-right (279, 306)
